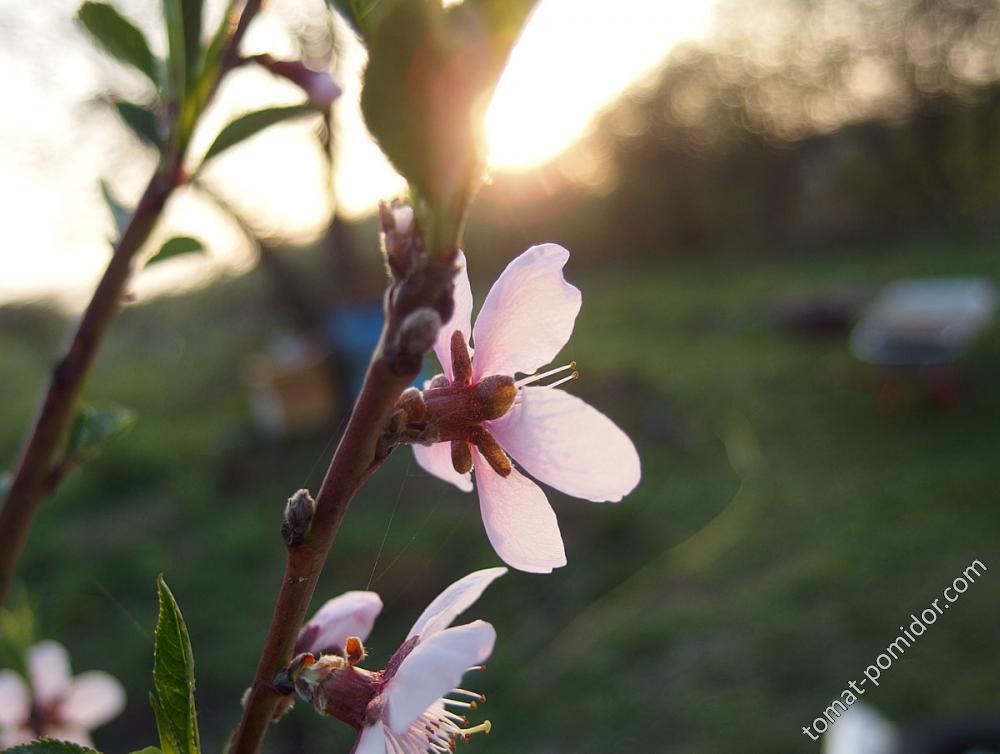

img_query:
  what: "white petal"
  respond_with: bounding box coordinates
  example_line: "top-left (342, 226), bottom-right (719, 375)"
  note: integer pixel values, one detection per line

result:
top-left (0, 670), bottom-right (30, 726)
top-left (58, 671), bottom-right (126, 728)
top-left (472, 244), bottom-right (581, 380)
top-left (824, 703), bottom-right (898, 754)
top-left (488, 387), bottom-right (640, 502)
top-left (412, 443), bottom-right (472, 492)
top-left (300, 591), bottom-right (383, 655)
top-left (42, 726), bottom-right (94, 748)
top-left (474, 452), bottom-right (566, 573)
top-left (432, 251), bottom-right (473, 381)
top-left (27, 640), bottom-right (72, 707)
top-left (351, 721), bottom-right (387, 754)
top-left (385, 621), bottom-right (496, 735)
top-left (406, 568), bottom-right (507, 641)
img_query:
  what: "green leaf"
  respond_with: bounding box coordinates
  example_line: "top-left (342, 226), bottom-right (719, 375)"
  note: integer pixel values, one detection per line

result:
top-left (181, 0), bottom-right (203, 88)
top-left (162, 0), bottom-right (187, 105)
top-left (3, 740), bottom-right (100, 754)
top-left (130, 746), bottom-right (164, 754)
top-left (359, 0), bottom-right (538, 254)
top-left (78, 2), bottom-right (159, 86)
top-left (326, 0), bottom-right (388, 36)
top-left (150, 693), bottom-right (180, 754)
top-left (64, 404), bottom-right (135, 463)
top-left (153, 576), bottom-right (200, 754)
top-left (100, 180), bottom-right (131, 237)
top-left (113, 101), bottom-right (161, 149)
top-left (200, 105), bottom-right (318, 163)
top-left (145, 237), bottom-right (205, 268)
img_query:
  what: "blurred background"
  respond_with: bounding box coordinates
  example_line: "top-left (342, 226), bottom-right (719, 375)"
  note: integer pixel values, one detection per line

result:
top-left (1, 0), bottom-right (999, 752)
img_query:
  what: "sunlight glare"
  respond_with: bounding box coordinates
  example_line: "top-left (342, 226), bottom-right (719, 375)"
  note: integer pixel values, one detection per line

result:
top-left (485, 0), bottom-right (716, 171)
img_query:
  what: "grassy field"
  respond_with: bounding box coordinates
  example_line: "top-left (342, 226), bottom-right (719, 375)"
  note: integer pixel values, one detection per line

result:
top-left (2, 236), bottom-right (998, 754)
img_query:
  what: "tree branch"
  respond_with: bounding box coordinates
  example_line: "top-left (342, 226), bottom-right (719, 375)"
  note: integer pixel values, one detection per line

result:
top-left (0, 0), bottom-right (264, 606)
top-left (230, 211), bottom-right (458, 754)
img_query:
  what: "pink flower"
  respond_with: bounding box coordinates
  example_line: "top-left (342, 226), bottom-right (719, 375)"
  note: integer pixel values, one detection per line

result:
top-left (409, 244), bottom-right (641, 573)
top-left (0, 640), bottom-right (126, 749)
top-left (290, 568), bottom-right (505, 754)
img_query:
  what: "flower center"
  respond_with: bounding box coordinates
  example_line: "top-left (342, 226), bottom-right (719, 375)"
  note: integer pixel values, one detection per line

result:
top-left (393, 682), bottom-right (492, 753)
top-left (291, 653), bottom-right (379, 730)
top-left (397, 330), bottom-right (580, 479)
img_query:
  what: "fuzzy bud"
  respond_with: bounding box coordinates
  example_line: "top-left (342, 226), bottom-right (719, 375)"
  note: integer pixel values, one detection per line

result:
top-left (281, 489), bottom-right (316, 547)
top-left (398, 307), bottom-right (442, 359)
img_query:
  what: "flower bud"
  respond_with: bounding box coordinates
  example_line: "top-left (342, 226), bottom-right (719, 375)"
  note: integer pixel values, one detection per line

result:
top-left (250, 54), bottom-right (341, 109)
top-left (398, 307), bottom-right (442, 359)
top-left (281, 489), bottom-right (316, 547)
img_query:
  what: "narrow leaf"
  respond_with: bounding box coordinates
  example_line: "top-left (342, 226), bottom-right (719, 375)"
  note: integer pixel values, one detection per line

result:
top-left (181, 0), bottom-right (203, 88)
top-left (78, 2), bottom-right (159, 86)
top-left (145, 237), bottom-right (205, 268)
top-left (162, 0), bottom-right (187, 104)
top-left (64, 404), bottom-right (135, 463)
top-left (3, 740), bottom-right (100, 754)
top-left (153, 576), bottom-right (200, 754)
top-left (201, 105), bottom-right (318, 163)
top-left (114, 101), bottom-right (161, 149)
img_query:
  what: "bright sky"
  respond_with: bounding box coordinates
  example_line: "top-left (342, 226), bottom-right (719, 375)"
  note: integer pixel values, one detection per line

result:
top-left (0, 0), bottom-right (715, 306)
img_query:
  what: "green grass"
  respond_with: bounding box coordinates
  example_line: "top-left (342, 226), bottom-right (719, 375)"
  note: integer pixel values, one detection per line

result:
top-left (2, 236), bottom-right (999, 753)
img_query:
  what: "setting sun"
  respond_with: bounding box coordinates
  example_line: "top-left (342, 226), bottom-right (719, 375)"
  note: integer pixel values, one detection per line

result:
top-left (484, 0), bottom-right (716, 170)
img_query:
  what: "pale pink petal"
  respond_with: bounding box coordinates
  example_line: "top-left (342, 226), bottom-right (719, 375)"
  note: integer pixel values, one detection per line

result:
top-left (0, 670), bottom-right (30, 726)
top-left (42, 725), bottom-right (94, 748)
top-left (0, 725), bottom-right (36, 749)
top-left (58, 671), bottom-right (126, 728)
top-left (384, 621), bottom-right (496, 734)
top-left (473, 452), bottom-right (566, 573)
top-left (488, 387), bottom-right (641, 502)
top-left (412, 443), bottom-right (472, 492)
top-left (351, 721), bottom-right (387, 754)
top-left (432, 251), bottom-right (473, 380)
top-left (471, 244), bottom-right (581, 380)
top-left (406, 567), bottom-right (507, 641)
top-left (27, 641), bottom-right (72, 707)
top-left (300, 591), bottom-right (383, 655)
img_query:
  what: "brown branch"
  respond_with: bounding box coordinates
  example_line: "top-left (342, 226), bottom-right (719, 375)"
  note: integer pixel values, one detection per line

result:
top-left (230, 213), bottom-right (459, 754)
top-left (0, 0), bottom-right (264, 607)
top-left (230, 354), bottom-right (412, 754)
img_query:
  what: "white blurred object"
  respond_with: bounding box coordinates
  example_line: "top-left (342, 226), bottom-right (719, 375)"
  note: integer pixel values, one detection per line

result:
top-left (850, 277), bottom-right (997, 366)
top-left (824, 704), bottom-right (899, 754)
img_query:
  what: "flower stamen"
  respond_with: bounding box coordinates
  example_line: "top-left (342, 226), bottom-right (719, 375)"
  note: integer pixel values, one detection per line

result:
top-left (515, 362), bottom-right (577, 388)
top-left (459, 720), bottom-right (492, 741)
top-left (451, 689), bottom-right (485, 701)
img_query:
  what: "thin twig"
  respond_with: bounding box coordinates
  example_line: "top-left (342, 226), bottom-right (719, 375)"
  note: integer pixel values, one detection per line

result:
top-left (230, 216), bottom-right (459, 754)
top-left (0, 0), bottom-right (263, 606)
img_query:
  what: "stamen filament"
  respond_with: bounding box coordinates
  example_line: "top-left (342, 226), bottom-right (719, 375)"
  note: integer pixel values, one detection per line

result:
top-left (515, 362), bottom-right (576, 388)
top-left (452, 689), bottom-right (486, 701)
top-left (460, 721), bottom-right (492, 739)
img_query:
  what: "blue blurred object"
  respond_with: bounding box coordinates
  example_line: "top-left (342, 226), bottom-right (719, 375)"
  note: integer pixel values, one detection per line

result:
top-left (850, 277), bottom-right (997, 366)
top-left (324, 303), bottom-right (434, 397)
top-left (324, 303), bottom-right (385, 397)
